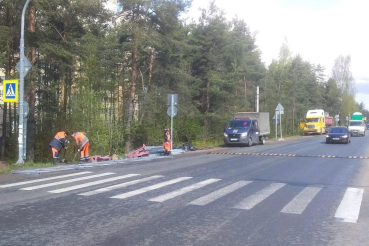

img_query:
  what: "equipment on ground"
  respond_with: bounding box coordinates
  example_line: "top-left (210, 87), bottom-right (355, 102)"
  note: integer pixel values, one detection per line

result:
top-left (125, 145), bottom-right (150, 158)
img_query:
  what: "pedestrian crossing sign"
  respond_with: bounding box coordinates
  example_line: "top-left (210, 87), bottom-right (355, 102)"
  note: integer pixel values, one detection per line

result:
top-left (3, 80), bottom-right (18, 102)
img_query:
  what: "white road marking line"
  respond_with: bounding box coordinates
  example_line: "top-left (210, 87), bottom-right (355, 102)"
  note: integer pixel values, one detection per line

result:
top-left (149, 179), bottom-right (221, 203)
top-left (281, 186), bottom-right (322, 214)
top-left (335, 187), bottom-right (364, 223)
top-left (0, 172), bottom-right (92, 188)
top-left (110, 177), bottom-right (192, 200)
top-left (20, 173), bottom-right (115, 191)
top-left (48, 174), bottom-right (140, 194)
top-left (78, 175), bottom-right (163, 196)
top-left (234, 183), bottom-right (286, 210)
top-left (189, 181), bottom-right (252, 206)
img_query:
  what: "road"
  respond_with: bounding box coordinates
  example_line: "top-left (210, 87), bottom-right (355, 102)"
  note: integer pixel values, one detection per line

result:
top-left (1, 134), bottom-right (369, 246)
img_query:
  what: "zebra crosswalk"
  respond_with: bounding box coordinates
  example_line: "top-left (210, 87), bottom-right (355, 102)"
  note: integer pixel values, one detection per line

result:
top-left (0, 171), bottom-right (365, 224)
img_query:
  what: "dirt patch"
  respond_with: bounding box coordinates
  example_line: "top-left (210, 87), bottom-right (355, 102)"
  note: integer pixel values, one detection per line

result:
top-left (0, 161), bottom-right (9, 171)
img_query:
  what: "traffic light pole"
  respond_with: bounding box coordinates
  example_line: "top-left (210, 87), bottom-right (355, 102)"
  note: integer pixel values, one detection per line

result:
top-left (16, 0), bottom-right (31, 164)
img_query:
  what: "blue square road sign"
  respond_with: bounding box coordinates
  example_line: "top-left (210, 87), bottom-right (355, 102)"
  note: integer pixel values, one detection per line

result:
top-left (3, 80), bottom-right (18, 102)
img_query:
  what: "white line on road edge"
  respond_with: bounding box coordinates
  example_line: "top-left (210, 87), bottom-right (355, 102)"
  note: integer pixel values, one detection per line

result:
top-left (149, 179), bottom-right (221, 203)
top-left (0, 172), bottom-right (92, 188)
top-left (189, 181), bottom-right (252, 206)
top-left (78, 175), bottom-right (164, 196)
top-left (335, 187), bottom-right (364, 223)
top-left (48, 174), bottom-right (140, 193)
top-left (110, 177), bottom-right (192, 200)
top-left (20, 173), bottom-right (115, 191)
top-left (234, 183), bottom-right (286, 210)
top-left (281, 186), bottom-right (322, 214)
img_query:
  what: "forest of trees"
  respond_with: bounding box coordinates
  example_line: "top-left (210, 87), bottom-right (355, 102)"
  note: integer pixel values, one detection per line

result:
top-left (0, 0), bottom-right (367, 163)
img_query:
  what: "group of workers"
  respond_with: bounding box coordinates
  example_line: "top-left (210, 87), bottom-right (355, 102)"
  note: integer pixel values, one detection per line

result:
top-left (49, 131), bottom-right (89, 165)
top-left (49, 126), bottom-right (171, 165)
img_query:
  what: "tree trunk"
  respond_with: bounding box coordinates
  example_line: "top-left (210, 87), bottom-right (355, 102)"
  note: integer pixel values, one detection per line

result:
top-left (244, 76), bottom-right (247, 105)
top-left (1, 103), bottom-right (7, 160)
top-left (206, 80), bottom-right (210, 112)
top-left (125, 5), bottom-right (140, 153)
top-left (26, 4), bottom-right (36, 161)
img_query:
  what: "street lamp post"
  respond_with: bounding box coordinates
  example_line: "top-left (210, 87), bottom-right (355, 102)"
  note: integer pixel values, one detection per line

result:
top-left (16, 0), bottom-right (32, 164)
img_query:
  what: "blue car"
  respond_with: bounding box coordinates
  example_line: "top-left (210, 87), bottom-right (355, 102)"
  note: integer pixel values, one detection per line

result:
top-left (326, 126), bottom-right (350, 144)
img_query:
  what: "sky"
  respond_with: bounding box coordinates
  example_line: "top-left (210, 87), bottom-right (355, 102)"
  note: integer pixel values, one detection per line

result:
top-left (186, 0), bottom-right (369, 109)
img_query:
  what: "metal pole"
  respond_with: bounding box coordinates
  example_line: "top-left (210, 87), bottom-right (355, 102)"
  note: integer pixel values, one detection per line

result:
top-left (170, 95), bottom-right (173, 151)
top-left (279, 110), bottom-right (283, 139)
top-left (275, 111), bottom-right (277, 139)
top-left (16, 0), bottom-right (31, 164)
top-left (256, 86), bottom-right (259, 113)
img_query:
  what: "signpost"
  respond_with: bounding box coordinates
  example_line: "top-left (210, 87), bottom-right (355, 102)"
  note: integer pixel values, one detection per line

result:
top-left (334, 115), bottom-right (339, 126)
top-left (275, 103), bottom-right (284, 141)
top-left (167, 94), bottom-right (178, 150)
top-left (16, 0), bottom-right (32, 164)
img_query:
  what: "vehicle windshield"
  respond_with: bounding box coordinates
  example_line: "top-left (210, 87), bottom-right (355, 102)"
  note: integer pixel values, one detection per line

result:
top-left (227, 120), bottom-right (251, 129)
top-left (329, 128), bottom-right (348, 134)
top-left (306, 118), bottom-right (319, 123)
top-left (349, 121), bottom-right (364, 126)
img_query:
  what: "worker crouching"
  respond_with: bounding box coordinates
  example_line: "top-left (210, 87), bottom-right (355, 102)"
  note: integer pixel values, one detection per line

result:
top-left (72, 132), bottom-right (90, 163)
top-left (49, 131), bottom-right (69, 165)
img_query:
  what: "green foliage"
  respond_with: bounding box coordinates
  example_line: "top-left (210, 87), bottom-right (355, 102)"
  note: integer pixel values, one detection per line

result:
top-left (0, 1), bottom-right (360, 163)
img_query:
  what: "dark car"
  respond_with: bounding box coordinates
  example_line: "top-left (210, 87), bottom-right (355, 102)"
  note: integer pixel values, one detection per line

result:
top-left (326, 126), bottom-right (350, 144)
top-left (367, 124), bottom-right (369, 130)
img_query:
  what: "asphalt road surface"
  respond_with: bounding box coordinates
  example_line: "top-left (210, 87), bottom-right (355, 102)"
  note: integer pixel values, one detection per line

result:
top-left (1, 134), bottom-right (369, 246)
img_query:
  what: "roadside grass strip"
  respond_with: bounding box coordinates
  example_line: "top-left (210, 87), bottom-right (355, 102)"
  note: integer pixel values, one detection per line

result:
top-left (0, 172), bottom-right (92, 188)
top-left (110, 177), bottom-right (192, 200)
top-left (189, 181), bottom-right (252, 206)
top-left (148, 179), bottom-right (221, 203)
top-left (209, 152), bottom-right (368, 159)
top-left (281, 186), bottom-right (323, 214)
top-left (20, 173), bottom-right (115, 190)
top-left (48, 174), bottom-right (140, 194)
top-left (233, 183), bottom-right (286, 210)
top-left (78, 175), bottom-right (164, 196)
top-left (334, 187), bottom-right (364, 223)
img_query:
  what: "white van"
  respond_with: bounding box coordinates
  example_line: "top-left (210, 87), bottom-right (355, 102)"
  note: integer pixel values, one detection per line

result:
top-left (348, 120), bottom-right (366, 136)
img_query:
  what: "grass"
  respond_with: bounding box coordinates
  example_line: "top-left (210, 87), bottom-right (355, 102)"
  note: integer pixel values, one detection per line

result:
top-left (0, 161), bottom-right (55, 174)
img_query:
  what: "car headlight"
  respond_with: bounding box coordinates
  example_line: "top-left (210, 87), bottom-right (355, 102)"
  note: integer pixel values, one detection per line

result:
top-left (241, 132), bottom-right (247, 137)
top-left (326, 135), bottom-right (329, 138)
top-left (342, 135), bottom-right (348, 138)
top-left (224, 133), bottom-right (228, 137)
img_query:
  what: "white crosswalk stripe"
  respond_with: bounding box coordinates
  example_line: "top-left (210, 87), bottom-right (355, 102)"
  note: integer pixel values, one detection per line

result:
top-left (281, 186), bottom-right (322, 214)
top-left (111, 177), bottom-right (192, 200)
top-left (149, 179), bottom-right (221, 203)
top-left (234, 183), bottom-right (286, 210)
top-left (3, 172), bottom-right (366, 223)
top-left (0, 172), bottom-right (92, 188)
top-left (189, 181), bottom-right (252, 206)
top-left (78, 175), bottom-right (164, 196)
top-left (20, 173), bottom-right (115, 191)
top-left (335, 187), bottom-right (364, 223)
top-left (48, 174), bottom-right (140, 194)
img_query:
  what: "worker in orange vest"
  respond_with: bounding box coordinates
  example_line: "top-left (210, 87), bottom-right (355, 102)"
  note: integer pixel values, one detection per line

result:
top-left (163, 126), bottom-right (171, 155)
top-left (49, 131), bottom-right (69, 165)
top-left (71, 132), bottom-right (90, 163)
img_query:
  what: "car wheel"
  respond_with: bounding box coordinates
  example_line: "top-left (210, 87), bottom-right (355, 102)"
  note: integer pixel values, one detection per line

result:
top-left (346, 139), bottom-right (349, 144)
top-left (246, 138), bottom-right (252, 147)
top-left (260, 137), bottom-right (265, 145)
